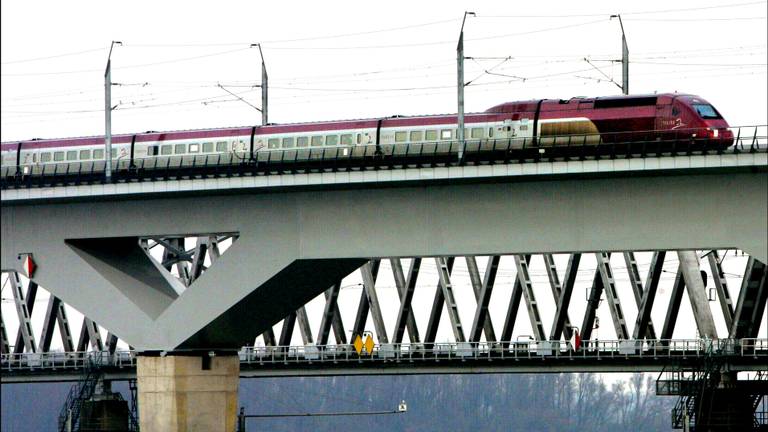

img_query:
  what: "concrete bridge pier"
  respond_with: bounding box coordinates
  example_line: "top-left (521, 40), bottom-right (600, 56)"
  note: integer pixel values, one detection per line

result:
top-left (137, 353), bottom-right (239, 432)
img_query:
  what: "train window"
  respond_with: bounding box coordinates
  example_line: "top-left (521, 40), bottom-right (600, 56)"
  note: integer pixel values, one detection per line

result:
top-left (356, 134), bottom-right (362, 145)
top-left (161, 145), bottom-right (172, 155)
top-left (41, 152), bottom-right (52, 163)
top-left (297, 136), bottom-right (309, 147)
top-left (340, 134), bottom-right (353, 145)
top-left (425, 130), bottom-right (438, 141)
top-left (267, 138), bottom-right (279, 149)
top-left (216, 141), bottom-right (228, 152)
top-left (80, 150), bottom-right (91, 160)
top-left (189, 143), bottom-right (200, 153)
top-left (410, 131), bottom-right (423, 141)
top-left (203, 142), bottom-right (214, 153)
top-left (395, 131), bottom-right (407, 142)
top-left (471, 128), bottom-right (484, 139)
top-left (93, 149), bottom-right (104, 159)
top-left (148, 146), bottom-right (159, 156)
top-left (671, 106), bottom-right (680, 116)
top-left (311, 136), bottom-right (323, 146)
top-left (111, 149), bottom-right (117, 159)
top-left (32, 153), bottom-right (37, 163)
top-left (594, 96), bottom-right (656, 109)
top-left (325, 135), bottom-right (339, 146)
top-left (282, 137), bottom-right (295, 148)
top-left (692, 104), bottom-right (721, 119)
top-left (175, 144), bottom-right (186, 154)
top-left (489, 127), bottom-right (494, 138)
top-left (66, 151), bottom-right (77, 161)
top-left (440, 129), bottom-right (452, 140)
top-left (54, 151), bottom-right (64, 161)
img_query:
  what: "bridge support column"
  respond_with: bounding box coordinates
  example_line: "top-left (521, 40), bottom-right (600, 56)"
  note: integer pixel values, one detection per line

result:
top-left (137, 353), bottom-right (239, 432)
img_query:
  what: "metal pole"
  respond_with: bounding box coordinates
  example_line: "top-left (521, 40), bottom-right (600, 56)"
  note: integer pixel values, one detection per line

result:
top-left (104, 41), bottom-right (121, 182)
top-left (457, 12), bottom-right (475, 161)
top-left (250, 44), bottom-right (268, 125)
top-left (612, 15), bottom-right (629, 95)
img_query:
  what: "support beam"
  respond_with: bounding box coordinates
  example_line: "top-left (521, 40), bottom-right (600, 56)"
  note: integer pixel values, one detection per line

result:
top-left (730, 257), bottom-right (768, 339)
top-left (469, 256), bottom-right (500, 342)
top-left (707, 251), bottom-right (735, 331)
top-left (661, 267), bottom-right (686, 340)
top-left (1, 314), bottom-right (10, 354)
top-left (467, 256), bottom-right (499, 342)
top-left (278, 313), bottom-right (296, 346)
top-left (295, 306), bottom-right (314, 345)
top-left (352, 260), bottom-right (381, 338)
top-left (632, 251), bottom-right (664, 340)
top-left (9, 273), bottom-right (36, 353)
top-left (77, 318), bottom-right (104, 352)
top-left (105, 332), bottom-right (119, 355)
top-left (316, 283), bottom-right (342, 346)
top-left (624, 252), bottom-right (657, 339)
top-left (360, 261), bottom-right (389, 344)
top-left (39, 295), bottom-right (62, 352)
top-left (678, 250), bottom-right (718, 338)
top-left (435, 257), bottom-right (465, 343)
top-left (14, 280), bottom-right (38, 354)
top-left (261, 329), bottom-right (276, 347)
top-left (501, 255), bottom-right (530, 345)
top-left (392, 258), bottom-right (422, 344)
top-left (514, 255), bottom-right (546, 341)
top-left (595, 252), bottom-right (629, 339)
top-left (425, 257), bottom-right (456, 344)
top-left (581, 260), bottom-right (605, 341)
top-left (550, 254), bottom-right (580, 341)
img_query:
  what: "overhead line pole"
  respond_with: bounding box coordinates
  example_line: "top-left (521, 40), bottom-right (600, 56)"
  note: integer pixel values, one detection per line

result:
top-left (104, 41), bottom-right (122, 182)
top-left (611, 14), bottom-right (629, 95)
top-left (250, 43), bottom-right (268, 125)
top-left (457, 11), bottom-right (475, 161)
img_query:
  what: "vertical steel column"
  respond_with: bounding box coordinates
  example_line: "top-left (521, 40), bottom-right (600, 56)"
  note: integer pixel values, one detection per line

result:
top-left (392, 258), bottom-right (422, 344)
top-left (595, 252), bottom-right (629, 339)
top-left (514, 255), bottom-right (546, 341)
top-left (469, 256), bottom-right (500, 342)
top-left (9, 273), bottom-right (36, 353)
top-left (678, 251), bottom-right (718, 338)
top-left (361, 261), bottom-right (388, 343)
top-left (544, 254), bottom-right (576, 341)
top-left (730, 257), bottom-right (767, 339)
top-left (707, 251), bottom-right (735, 331)
top-left (632, 251), bottom-right (664, 340)
top-left (661, 268), bottom-right (686, 340)
top-left (501, 255), bottom-right (531, 345)
top-left (424, 257), bottom-right (456, 344)
top-left (14, 280), bottom-right (38, 353)
top-left (352, 259), bottom-right (380, 338)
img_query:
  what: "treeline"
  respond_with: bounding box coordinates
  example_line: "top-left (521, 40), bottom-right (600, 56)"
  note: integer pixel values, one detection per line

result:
top-left (241, 373), bottom-right (674, 431)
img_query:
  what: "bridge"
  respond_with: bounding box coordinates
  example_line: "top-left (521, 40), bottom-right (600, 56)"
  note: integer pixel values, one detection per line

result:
top-left (2, 130), bottom-right (767, 430)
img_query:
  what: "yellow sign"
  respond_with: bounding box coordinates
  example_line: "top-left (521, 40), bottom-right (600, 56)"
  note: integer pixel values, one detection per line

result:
top-left (364, 335), bottom-right (374, 355)
top-left (353, 335), bottom-right (364, 355)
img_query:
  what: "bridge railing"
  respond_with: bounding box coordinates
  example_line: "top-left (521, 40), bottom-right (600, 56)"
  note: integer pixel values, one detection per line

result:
top-left (2, 125), bottom-right (765, 190)
top-left (3, 338), bottom-right (765, 373)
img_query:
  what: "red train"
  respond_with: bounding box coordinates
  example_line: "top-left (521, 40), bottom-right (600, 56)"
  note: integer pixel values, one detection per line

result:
top-left (1, 93), bottom-right (733, 176)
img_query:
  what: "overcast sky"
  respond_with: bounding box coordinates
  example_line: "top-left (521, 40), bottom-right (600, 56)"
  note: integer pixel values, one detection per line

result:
top-left (1, 0), bottom-right (766, 142)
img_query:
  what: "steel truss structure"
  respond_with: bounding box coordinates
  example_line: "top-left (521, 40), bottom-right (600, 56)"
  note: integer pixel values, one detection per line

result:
top-left (2, 244), bottom-right (766, 379)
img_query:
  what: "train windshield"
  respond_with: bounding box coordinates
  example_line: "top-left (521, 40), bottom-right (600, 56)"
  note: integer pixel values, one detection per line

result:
top-left (692, 104), bottom-right (721, 119)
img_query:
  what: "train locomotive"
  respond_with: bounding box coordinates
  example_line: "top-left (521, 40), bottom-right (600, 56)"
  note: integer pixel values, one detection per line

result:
top-left (1, 93), bottom-right (733, 178)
